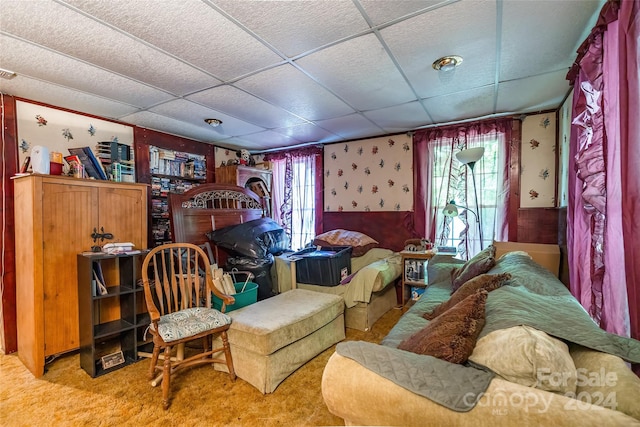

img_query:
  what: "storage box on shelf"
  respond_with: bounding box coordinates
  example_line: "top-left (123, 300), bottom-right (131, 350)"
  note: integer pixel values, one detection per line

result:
top-left (77, 252), bottom-right (150, 377)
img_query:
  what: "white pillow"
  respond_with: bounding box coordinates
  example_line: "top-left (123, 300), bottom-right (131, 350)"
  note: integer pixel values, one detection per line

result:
top-left (469, 325), bottom-right (577, 394)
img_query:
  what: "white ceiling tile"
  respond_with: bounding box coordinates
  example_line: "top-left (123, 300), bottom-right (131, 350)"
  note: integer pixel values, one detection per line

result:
top-left (63, 0), bottom-right (282, 80)
top-left (0, 76), bottom-right (139, 119)
top-left (0, 35), bottom-right (173, 108)
top-left (213, 0), bottom-right (369, 57)
top-left (235, 64), bottom-right (355, 121)
top-left (119, 110), bottom-right (221, 143)
top-left (0, 0), bottom-right (220, 95)
top-left (381, 0), bottom-right (496, 99)
top-left (186, 85), bottom-right (306, 129)
top-left (422, 86), bottom-right (497, 122)
top-left (496, 71), bottom-right (570, 113)
top-left (363, 101), bottom-right (433, 132)
top-left (500, 0), bottom-right (602, 80)
top-left (225, 131), bottom-right (303, 151)
top-left (273, 123), bottom-right (339, 144)
top-left (148, 99), bottom-right (266, 137)
top-left (296, 33), bottom-right (416, 111)
top-left (316, 113), bottom-right (384, 140)
top-left (359, 0), bottom-right (453, 26)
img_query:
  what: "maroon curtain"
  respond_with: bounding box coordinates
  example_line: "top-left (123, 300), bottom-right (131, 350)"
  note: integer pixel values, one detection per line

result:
top-left (566, 0), bottom-right (640, 353)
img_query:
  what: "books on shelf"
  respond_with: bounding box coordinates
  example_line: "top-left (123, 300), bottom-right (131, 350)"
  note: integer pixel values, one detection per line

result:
top-left (68, 147), bottom-right (108, 180)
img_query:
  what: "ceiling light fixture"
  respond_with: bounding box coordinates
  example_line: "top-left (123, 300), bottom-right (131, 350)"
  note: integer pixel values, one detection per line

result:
top-left (204, 118), bottom-right (223, 127)
top-left (432, 55), bottom-right (463, 72)
top-left (0, 68), bottom-right (17, 80)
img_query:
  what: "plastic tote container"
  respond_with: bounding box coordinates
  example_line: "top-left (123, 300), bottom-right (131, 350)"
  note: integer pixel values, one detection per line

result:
top-left (212, 281), bottom-right (258, 312)
top-left (293, 245), bottom-right (352, 286)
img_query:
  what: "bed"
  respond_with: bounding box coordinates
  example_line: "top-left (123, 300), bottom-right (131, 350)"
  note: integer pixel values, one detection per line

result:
top-left (169, 183), bottom-right (403, 331)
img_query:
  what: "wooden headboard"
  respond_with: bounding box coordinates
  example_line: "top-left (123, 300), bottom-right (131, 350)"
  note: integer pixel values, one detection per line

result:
top-left (168, 183), bottom-right (265, 246)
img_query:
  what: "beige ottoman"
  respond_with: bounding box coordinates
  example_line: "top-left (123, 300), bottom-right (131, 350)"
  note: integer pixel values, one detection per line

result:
top-left (216, 288), bottom-right (345, 393)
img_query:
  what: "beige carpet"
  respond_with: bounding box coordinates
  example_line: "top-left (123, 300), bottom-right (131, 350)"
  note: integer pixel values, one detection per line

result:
top-left (0, 308), bottom-right (402, 427)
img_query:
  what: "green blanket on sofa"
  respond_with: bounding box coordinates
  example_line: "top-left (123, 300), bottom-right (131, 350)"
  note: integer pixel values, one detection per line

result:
top-left (338, 253), bottom-right (640, 412)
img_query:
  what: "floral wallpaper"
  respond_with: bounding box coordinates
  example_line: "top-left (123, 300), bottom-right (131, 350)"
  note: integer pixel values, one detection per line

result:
top-left (520, 113), bottom-right (557, 208)
top-left (16, 100), bottom-right (134, 175)
top-left (323, 134), bottom-right (413, 212)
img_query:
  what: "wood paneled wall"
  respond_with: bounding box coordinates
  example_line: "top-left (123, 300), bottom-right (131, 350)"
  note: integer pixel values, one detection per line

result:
top-left (1, 95), bottom-right (18, 353)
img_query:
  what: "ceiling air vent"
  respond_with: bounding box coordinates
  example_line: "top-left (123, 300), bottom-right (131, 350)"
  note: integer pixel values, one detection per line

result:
top-left (0, 68), bottom-right (17, 80)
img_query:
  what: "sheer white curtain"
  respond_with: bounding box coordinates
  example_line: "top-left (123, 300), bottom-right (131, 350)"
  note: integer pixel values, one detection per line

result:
top-left (414, 119), bottom-right (511, 259)
top-left (265, 147), bottom-right (320, 251)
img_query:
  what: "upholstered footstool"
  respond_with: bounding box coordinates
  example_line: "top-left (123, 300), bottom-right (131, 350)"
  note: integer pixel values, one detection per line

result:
top-left (215, 288), bottom-right (345, 393)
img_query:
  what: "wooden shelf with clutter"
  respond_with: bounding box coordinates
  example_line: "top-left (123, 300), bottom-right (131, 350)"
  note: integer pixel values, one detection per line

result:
top-left (216, 163), bottom-right (273, 218)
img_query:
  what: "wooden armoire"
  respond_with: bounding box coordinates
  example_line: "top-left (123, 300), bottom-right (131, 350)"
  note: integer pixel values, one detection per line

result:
top-left (13, 175), bottom-right (147, 377)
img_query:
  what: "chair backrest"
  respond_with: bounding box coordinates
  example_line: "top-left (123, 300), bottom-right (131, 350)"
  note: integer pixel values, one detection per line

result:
top-left (141, 243), bottom-right (225, 321)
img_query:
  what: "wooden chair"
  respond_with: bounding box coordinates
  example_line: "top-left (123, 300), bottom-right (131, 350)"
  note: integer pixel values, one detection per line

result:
top-left (141, 243), bottom-right (236, 409)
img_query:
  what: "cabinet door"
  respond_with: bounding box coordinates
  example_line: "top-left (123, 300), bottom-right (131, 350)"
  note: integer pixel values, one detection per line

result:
top-left (98, 186), bottom-right (147, 249)
top-left (42, 182), bottom-right (98, 356)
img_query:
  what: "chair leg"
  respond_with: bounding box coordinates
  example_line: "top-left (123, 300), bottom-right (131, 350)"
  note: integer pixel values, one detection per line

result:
top-left (148, 345), bottom-right (161, 381)
top-left (162, 346), bottom-right (172, 410)
top-left (221, 331), bottom-right (236, 381)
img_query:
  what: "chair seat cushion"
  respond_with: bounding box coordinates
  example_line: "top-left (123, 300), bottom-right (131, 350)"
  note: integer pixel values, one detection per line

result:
top-left (153, 307), bottom-right (232, 342)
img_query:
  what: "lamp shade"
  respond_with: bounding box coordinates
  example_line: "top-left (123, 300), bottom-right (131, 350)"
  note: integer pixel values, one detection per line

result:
top-left (456, 147), bottom-right (485, 165)
top-left (443, 201), bottom-right (459, 217)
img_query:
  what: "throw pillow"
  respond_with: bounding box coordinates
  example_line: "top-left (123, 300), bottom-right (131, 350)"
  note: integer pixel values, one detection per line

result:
top-left (423, 273), bottom-right (511, 320)
top-left (450, 245), bottom-right (497, 293)
top-left (398, 290), bottom-right (488, 364)
top-left (469, 325), bottom-right (577, 394)
top-left (313, 229), bottom-right (379, 257)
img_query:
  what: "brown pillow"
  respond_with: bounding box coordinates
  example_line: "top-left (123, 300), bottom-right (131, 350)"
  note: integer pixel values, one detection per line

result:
top-left (450, 245), bottom-right (497, 293)
top-left (313, 229), bottom-right (379, 257)
top-left (423, 273), bottom-right (511, 320)
top-left (398, 290), bottom-right (488, 364)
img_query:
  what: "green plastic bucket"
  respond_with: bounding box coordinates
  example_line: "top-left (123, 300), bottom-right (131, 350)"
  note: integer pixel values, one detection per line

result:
top-left (213, 282), bottom-right (258, 312)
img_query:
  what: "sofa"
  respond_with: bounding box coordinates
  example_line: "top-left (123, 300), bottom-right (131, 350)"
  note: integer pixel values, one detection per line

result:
top-left (322, 247), bottom-right (640, 426)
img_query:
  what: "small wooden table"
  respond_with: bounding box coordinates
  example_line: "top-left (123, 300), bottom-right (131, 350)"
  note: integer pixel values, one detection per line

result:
top-left (400, 250), bottom-right (437, 309)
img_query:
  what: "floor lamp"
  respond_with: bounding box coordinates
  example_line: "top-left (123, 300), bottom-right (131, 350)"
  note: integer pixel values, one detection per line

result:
top-left (442, 200), bottom-right (482, 249)
top-left (454, 147), bottom-right (485, 249)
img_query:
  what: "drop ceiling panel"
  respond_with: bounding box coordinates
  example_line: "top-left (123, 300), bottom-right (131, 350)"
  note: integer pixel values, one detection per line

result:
top-left (382, 0), bottom-right (496, 99)
top-left (63, 0), bottom-right (282, 81)
top-left (235, 64), bottom-right (355, 121)
top-left (0, 0), bottom-right (220, 96)
top-left (0, 35), bottom-right (172, 108)
top-left (225, 131), bottom-right (303, 151)
top-left (273, 122), bottom-right (339, 144)
top-left (500, 0), bottom-right (602, 80)
top-left (422, 86), bottom-right (497, 122)
top-left (186, 85), bottom-right (306, 129)
top-left (363, 101), bottom-right (433, 132)
top-left (316, 113), bottom-right (384, 141)
top-left (496, 70), bottom-right (570, 113)
top-left (359, 0), bottom-right (454, 26)
top-left (0, 76), bottom-right (140, 119)
top-left (148, 99), bottom-right (266, 137)
top-left (296, 33), bottom-right (416, 111)
top-left (213, 0), bottom-right (370, 57)
top-left (120, 110), bottom-right (220, 143)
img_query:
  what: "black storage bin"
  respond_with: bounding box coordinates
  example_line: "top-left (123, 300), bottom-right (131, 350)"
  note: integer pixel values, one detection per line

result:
top-left (293, 246), bottom-right (352, 286)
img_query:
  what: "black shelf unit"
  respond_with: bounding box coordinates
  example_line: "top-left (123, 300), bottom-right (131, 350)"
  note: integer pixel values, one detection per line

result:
top-left (77, 252), bottom-right (149, 377)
